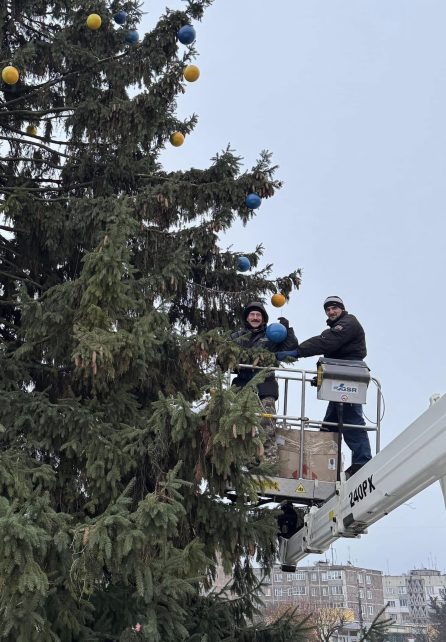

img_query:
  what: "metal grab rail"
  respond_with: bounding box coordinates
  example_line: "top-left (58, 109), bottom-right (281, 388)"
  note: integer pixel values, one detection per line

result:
top-left (232, 364), bottom-right (382, 481)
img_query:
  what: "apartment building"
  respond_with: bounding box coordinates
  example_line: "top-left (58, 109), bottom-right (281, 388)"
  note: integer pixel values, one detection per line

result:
top-left (383, 568), bottom-right (446, 625)
top-left (253, 562), bottom-right (384, 625)
top-left (213, 560), bottom-right (446, 632)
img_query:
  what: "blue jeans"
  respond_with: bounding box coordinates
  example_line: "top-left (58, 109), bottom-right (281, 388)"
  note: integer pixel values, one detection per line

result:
top-left (322, 402), bottom-right (372, 466)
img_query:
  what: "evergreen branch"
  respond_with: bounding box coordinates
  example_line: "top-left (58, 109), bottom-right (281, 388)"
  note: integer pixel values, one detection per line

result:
top-left (1, 255), bottom-right (26, 271)
top-left (3, 177), bottom-right (64, 184)
top-left (0, 51), bottom-right (132, 110)
top-left (1, 125), bottom-right (100, 147)
top-left (32, 195), bottom-right (70, 203)
top-left (137, 173), bottom-right (241, 186)
top-left (0, 181), bottom-right (92, 193)
top-left (40, 114), bottom-right (72, 121)
top-left (0, 107), bottom-right (74, 118)
top-left (0, 134), bottom-right (71, 159)
top-left (136, 173), bottom-right (281, 189)
top-left (0, 269), bottom-right (41, 288)
top-left (18, 16), bottom-right (56, 41)
top-left (186, 280), bottom-right (269, 297)
top-left (0, 236), bottom-right (20, 253)
top-left (0, 156), bottom-right (67, 170)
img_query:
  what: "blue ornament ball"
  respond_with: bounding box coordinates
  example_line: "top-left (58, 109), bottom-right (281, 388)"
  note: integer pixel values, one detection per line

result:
top-left (125, 29), bottom-right (139, 44)
top-left (266, 323), bottom-right (287, 344)
top-left (245, 193), bottom-right (262, 209)
top-left (177, 25), bottom-right (196, 45)
top-left (237, 256), bottom-right (251, 272)
top-left (113, 10), bottom-right (128, 25)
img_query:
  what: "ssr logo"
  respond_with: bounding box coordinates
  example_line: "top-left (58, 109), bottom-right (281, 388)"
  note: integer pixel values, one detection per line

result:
top-left (332, 382), bottom-right (358, 394)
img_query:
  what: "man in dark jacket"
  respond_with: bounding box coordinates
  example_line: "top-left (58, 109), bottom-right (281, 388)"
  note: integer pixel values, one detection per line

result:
top-left (231, 301), bottom-right (299, 461)
top-left (276, 296), bottom-right (372, 476)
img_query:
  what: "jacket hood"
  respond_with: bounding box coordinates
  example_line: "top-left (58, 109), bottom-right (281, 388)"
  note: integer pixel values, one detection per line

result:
top-left (243, 301), bottom-right (269, 323)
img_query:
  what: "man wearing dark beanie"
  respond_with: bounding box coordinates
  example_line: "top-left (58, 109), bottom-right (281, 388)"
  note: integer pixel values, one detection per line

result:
top-left (276, 295), bottom-right (372, 478)
top-left (230, 301), bottom-right (299, 463)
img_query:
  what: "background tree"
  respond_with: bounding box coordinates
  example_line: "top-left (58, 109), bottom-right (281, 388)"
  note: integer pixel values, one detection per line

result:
top-left (268, 602), bottom-right (393, 642)
top-left (267, 603), bottom-right (355, 642)
top-left (310, 606), bottom-right (355, 642)
top-left (428, 587), bottom-right (446, 642)
top-left (0, 0), bottom-right (302, 640)
top-left (265, 602), bottom-right (314, 642)
top-left (357, 606), bottom-right (393, 642)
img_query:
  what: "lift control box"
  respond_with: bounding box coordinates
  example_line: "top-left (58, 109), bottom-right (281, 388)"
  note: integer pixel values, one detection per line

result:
top-left (316, 358), bottom-right (370, 404)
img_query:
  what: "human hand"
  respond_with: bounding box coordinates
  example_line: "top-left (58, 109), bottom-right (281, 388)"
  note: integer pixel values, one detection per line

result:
top-left (278, 317), bottom-right (289, 330)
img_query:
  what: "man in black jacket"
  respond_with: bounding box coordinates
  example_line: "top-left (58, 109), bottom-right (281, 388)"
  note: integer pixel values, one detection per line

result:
top-left (276, 296), bottom-right (372, 476)
top-left (231, 301), bottom-right (299, 461)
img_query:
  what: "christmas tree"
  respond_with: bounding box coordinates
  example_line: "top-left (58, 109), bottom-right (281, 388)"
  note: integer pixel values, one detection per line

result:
top-left (0, 1), bottom-right (303, 640)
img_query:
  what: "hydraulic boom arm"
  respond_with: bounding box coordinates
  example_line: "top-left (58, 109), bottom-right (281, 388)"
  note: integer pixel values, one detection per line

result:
top-left (279, 394), bottom-right (446, 567)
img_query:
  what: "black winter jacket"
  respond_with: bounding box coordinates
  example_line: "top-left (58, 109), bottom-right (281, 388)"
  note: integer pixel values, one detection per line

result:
top-left (230, 323), bottom-right (299, 399)
top-left (298, 311), bottom-right (367, 360)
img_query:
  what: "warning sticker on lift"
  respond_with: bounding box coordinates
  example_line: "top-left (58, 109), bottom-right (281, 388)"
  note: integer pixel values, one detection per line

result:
top-left (295, 484), bottom-right (306, 493)
top-left (256, 479), bottom-right (280, 492)
top-left (349, 474), bottom-right (376, 508)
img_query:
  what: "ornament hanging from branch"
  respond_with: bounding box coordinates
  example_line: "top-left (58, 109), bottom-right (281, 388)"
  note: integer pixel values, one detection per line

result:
top-left (237, 256), bottom-right (251, 272)
top-left (183, 65), bottom-right (200, 82)
top-left (245, 193), bottom-right (262, 209)
top-left (113, 10), bottom-right (128, 25)
top-left (125, 30), bottom-right (139, 44)
top-left (271, 293), bottom-right (286, 307)
top-left (177, 25), bottom-right (196, 45)
top-left (86, 14), bottom-right (102, 30)
top-left (2, 66), bottom-right (20, 85)
top-left (170, 132), bottom-right (185, 147)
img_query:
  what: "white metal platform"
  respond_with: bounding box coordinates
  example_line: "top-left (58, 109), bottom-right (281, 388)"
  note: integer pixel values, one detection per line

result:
top-left (226, 476), bottom-right (337, 504)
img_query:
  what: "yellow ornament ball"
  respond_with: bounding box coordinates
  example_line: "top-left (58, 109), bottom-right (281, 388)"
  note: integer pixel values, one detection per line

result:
top-left (26, 125), bottom-right (38, 136)
top-left (2, 65), bottom-right (20, 85)
top-left (271, 293), bottom-right (286, 308)
top-left (86, 13), bottom-right (102, 30)
top-left (170, 132), bottom-right (185, 147)
top-left (183, 65), bottom-right (200, 82)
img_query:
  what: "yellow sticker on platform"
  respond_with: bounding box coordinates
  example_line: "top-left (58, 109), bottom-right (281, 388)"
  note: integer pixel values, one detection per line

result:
top-left (295, 484), bottom-right (306, 493)
top-left (256, 480), bottom-right (280, 491)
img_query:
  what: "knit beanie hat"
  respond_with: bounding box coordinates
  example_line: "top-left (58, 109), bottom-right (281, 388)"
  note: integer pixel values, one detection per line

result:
top-left (323, 296), bottom-right (345, 310)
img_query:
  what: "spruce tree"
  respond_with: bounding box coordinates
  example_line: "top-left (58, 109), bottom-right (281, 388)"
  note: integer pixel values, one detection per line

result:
top-left (428, 588), bottom-right (446, 642)
top-left (0, 1), bottom-right (303, 640)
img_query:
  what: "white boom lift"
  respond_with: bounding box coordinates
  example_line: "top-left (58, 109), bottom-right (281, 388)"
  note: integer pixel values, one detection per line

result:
top-left (279, 391), bottom-right (446, 568)
top-left (233, 359), bottom-right (446, 571)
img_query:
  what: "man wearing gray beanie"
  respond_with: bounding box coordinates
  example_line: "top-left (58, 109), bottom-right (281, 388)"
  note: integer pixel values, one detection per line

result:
top-left (275, 296), bottom-right (372, 478)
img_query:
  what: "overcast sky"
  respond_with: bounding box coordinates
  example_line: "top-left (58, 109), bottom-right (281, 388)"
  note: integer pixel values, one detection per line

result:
top-left (143, 0), bottom-right (446, 575)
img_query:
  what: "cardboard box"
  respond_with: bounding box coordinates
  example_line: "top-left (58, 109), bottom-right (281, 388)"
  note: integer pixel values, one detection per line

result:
top-left (276, 428), bottom-right (340, 482)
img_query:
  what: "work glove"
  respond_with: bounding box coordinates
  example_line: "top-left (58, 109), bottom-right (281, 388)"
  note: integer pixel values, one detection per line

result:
top-left (278, 317), bottom-right (289, 330)
top-left (275, 349), bottom-right (299, 361)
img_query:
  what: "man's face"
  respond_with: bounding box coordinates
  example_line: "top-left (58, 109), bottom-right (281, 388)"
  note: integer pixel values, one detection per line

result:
top-left (246, 310), bottom-right (264, 328)
top-left (325, 305), bottom-right (343, 321)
